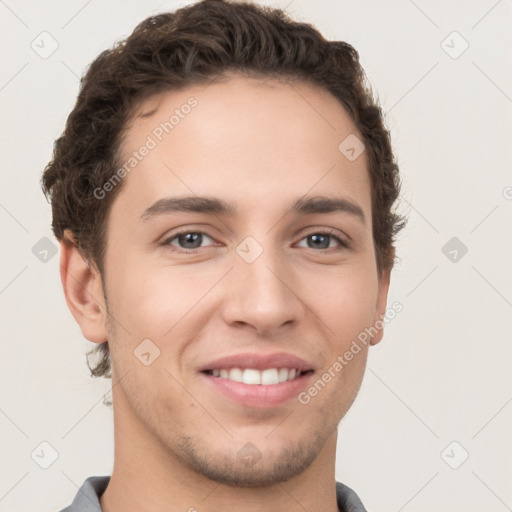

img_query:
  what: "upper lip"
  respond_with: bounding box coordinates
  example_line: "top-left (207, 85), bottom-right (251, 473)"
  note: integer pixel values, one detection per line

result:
top-left (199, 352), bottom-right (314, 372)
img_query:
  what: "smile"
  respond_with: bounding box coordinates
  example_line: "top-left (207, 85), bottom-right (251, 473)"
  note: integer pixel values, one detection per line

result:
top-left (204, 367), bottom-right (308, 385)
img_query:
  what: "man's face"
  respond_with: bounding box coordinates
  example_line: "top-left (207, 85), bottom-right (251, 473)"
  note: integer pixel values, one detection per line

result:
top-left (97, 75), bottom-right (390, 485)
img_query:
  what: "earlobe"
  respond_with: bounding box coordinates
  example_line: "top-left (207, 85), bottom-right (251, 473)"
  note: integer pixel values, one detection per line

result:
top-left (59, 230), bottom-right (108, 344)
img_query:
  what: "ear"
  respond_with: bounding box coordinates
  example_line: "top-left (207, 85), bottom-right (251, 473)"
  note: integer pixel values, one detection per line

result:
top-left (369, 252), bottom-right (394, 346)
top-left (59, 230), bottom-right (108, 344)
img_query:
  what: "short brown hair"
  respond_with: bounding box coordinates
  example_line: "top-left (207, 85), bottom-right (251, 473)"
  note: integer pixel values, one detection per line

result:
top-left (42, 0), bottom-right (407, 381)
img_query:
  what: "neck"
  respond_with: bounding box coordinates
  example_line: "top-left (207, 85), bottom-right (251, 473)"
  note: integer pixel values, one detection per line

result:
top-left (100, 388), bottom-right (340, 512)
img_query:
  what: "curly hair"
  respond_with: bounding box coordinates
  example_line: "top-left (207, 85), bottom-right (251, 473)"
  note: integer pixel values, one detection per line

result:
top-left (41, 0), bottom-right (407, 381)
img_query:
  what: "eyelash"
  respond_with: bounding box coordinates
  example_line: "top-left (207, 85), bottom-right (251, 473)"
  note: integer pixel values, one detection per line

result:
top-left (161, 228), bottom-right (350, 253)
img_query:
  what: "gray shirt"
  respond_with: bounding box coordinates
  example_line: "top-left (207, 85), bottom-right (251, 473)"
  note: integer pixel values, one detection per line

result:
top-left (59, 475), bottom-right (367, 512)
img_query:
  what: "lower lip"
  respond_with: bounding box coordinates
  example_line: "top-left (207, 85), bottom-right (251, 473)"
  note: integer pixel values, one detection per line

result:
top-left (201, 372), bottom-right (313, 408)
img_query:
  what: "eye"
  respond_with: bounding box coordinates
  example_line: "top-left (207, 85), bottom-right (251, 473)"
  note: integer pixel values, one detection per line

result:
top-left (161, 228), bottom-right (350, 253)
top-left (163, 231), bottom-right (216, 252)
top-left (296, 230), bottom-right (349, 251)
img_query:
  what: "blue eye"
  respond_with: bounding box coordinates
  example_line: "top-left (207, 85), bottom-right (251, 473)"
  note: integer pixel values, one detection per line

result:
top-left (164, 231), bottom-right (215, 251)
top-left (297, 231), bottom-right (349, 250)
top-left (162, 229), bottom-right (350, 253)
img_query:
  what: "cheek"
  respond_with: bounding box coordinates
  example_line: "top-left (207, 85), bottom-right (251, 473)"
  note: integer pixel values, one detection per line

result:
top-left (306, 263), bottom-right (379, 345)
top-left (106, 256), bottom-right (203, 338)
top-left (316, 268), bottom-right (377, 409)
top-left (105, 242), bottom-right (379, 354)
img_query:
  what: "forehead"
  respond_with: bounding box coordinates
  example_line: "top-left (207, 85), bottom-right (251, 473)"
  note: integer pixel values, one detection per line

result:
top-left (112, 75), bottom-right (371, 224)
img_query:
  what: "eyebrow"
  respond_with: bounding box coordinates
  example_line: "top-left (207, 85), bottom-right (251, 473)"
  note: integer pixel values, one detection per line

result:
top-left (140, 195), bottom-right (366, 225)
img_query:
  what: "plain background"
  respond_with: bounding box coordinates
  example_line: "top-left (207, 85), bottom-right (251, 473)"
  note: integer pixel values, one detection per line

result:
top-left (1, 1), bottom-right (511, 511)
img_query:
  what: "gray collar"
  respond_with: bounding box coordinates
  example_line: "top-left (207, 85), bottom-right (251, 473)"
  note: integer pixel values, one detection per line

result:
top-left (59, 476), bottom-right (367, 512)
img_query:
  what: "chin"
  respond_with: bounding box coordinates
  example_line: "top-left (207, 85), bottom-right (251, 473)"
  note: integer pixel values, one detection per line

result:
top-left (177, 429), bottom-right (326, 488)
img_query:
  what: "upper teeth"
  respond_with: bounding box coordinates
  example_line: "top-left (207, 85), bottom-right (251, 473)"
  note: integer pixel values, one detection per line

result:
top-left (211, 368), bottom-right (300, 385)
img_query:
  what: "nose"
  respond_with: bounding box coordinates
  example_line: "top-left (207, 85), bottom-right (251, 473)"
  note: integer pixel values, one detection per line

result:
top-left (220, 242), bottom-right (305, 336)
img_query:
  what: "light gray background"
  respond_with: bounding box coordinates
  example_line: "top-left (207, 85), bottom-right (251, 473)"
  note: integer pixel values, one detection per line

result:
top-left (1, 1), bottom-right (511, 511)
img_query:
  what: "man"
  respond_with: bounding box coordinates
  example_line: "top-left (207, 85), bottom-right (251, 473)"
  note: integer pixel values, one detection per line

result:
top-left (42, 0), bottom-right (407, 510)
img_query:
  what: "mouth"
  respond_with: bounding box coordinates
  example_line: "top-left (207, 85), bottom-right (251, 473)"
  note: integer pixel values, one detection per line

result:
top-left (199, 352), bottom-right (315, 408)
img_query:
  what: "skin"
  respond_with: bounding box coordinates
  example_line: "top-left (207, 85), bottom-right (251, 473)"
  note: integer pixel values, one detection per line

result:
top-left (60, 74), bottom-right (392, 512)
